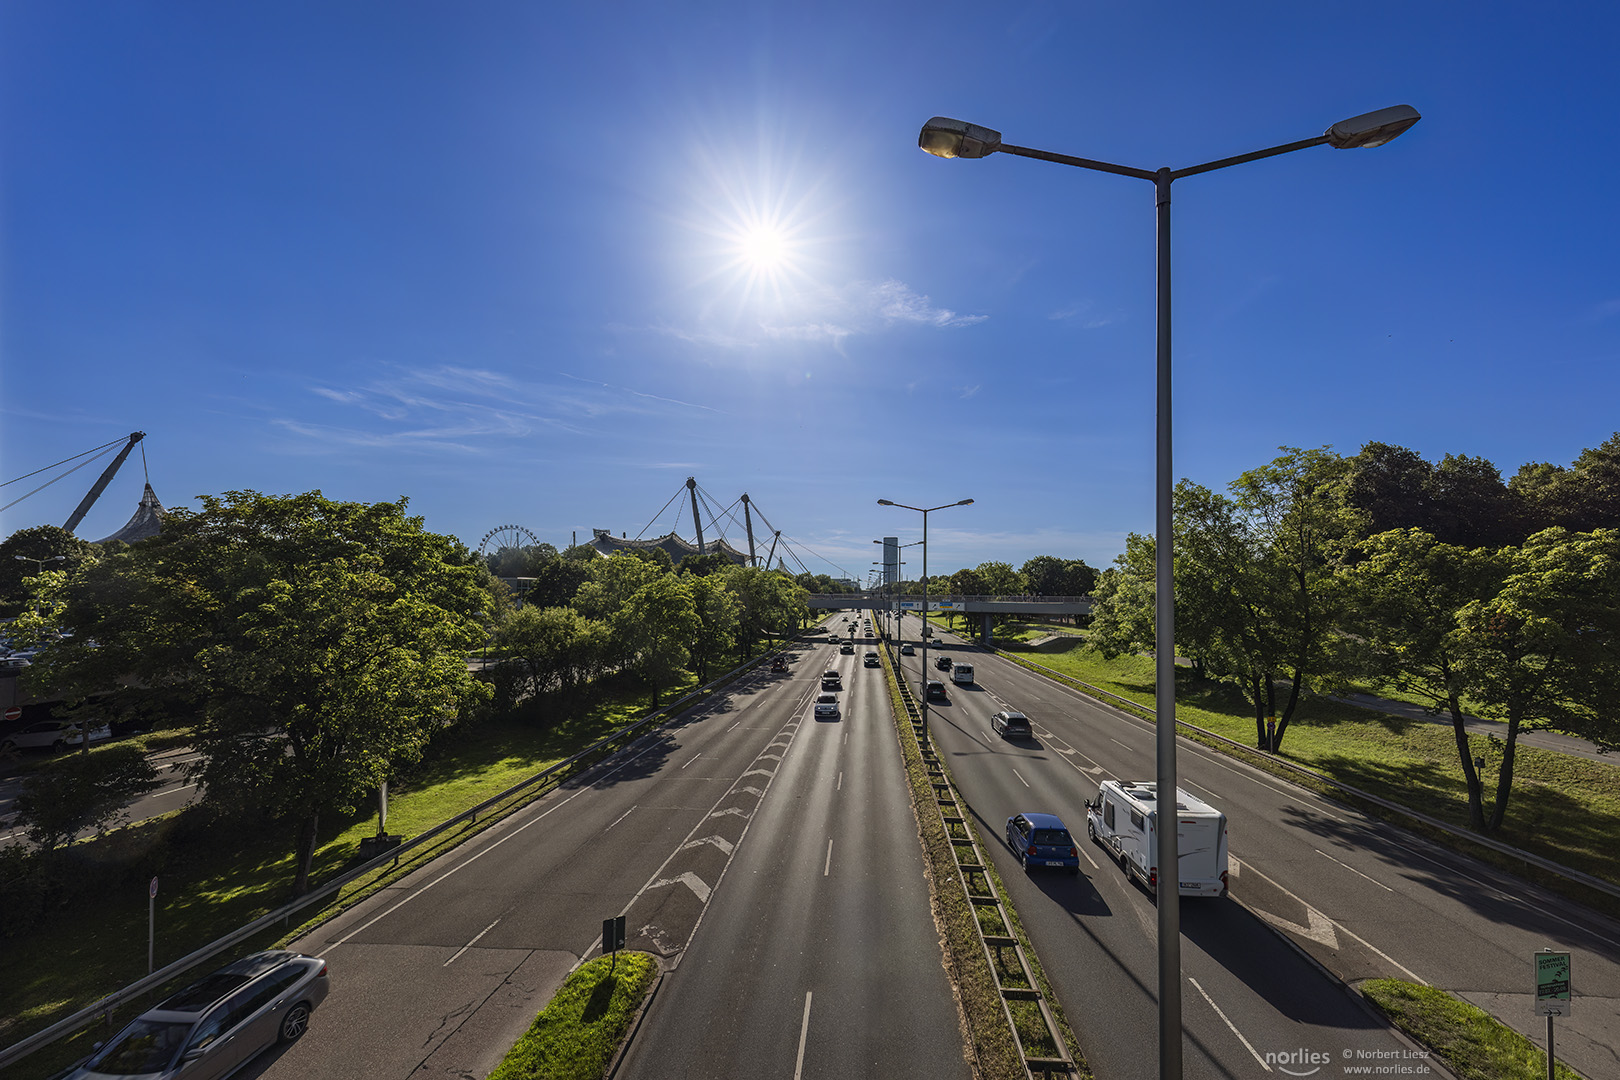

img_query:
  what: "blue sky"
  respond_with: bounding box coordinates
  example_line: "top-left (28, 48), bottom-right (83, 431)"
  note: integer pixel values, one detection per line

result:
top-left (4, 2), bottom-right (1618, 582)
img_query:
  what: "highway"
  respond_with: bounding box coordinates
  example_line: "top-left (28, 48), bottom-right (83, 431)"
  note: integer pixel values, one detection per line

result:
top-left (235, 618), bottom-right (968, 1080)
top-left (890, 611), bottom-right (1620, 1080)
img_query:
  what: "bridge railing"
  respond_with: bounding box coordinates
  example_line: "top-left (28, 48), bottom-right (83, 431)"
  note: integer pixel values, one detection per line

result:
top-left (808, 593), bottom-right (1090, 604)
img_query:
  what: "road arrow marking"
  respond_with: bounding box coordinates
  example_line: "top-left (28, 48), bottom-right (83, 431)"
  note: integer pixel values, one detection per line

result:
top-left (682, 835), bottom-right (735, 855)
top-left (651, 871), bottom-right (711, 903)
top-left (1255, 905), bottom-right (1340, 949)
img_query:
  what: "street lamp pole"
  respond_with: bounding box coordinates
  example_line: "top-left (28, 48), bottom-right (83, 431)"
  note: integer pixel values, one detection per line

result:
top-left (917, 105), bottom-right (1418, 1080)
top-left (878, 499), bottom-right (973, 747)
top-left (12, 554), bottom-right (67, 573)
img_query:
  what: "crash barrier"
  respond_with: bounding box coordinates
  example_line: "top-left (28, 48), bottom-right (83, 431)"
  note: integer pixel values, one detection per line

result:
top-left (993, 649), bottom-right (1620, 903)
top-left (0, 646), bottom-right (791, 1073)
top-left (882, 639), bottom-right (1076, 1078)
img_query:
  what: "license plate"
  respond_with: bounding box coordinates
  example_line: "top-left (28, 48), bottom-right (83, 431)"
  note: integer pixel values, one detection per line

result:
top-left (1046, 861), bottom-right (1064, 867)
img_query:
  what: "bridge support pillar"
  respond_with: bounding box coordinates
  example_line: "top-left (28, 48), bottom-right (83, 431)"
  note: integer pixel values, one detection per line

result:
top-left (981, 612), bottom-right (993, 645)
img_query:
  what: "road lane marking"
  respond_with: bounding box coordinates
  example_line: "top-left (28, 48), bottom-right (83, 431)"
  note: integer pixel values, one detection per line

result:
top-left (1012, 768), bottom-right (1030, 788)
top-left (1314, 847), bottom-right (1393, 892)
top-left (605, 807), bottom-right (636, 832)
top-left (1185, 780), bottom-right (1221, 801)
top-left (152, 784), bottom-right (197, 798)
top-left (837, 771), bottom-right (842, 791)
top-left (793, 991), bottom-right (813, 1080)
top-left (1078, 842), bottom-right (1099, 870)
top-left (649, 871), bottom-right (711, 902)
top-left (728, 721), bottom-right (742, 732)
top-left (1108, 738), bottom-right (1134, 752)
top-left (1238, 859), bottom-right (1426, 983)
top-left (1188, 977), bottom-right (1270, 1072)
top-left (681, 753), bottom-right (701, 769)
top-left (443, 918), bottom-right (501, 967)
top-left (824, 839), bottom-right (833, 876)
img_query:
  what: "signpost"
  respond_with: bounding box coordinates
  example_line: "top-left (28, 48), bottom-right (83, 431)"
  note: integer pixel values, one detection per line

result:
top-left (602, 914), bottom-right (626, 973)
top-left (1535, 948), bottom-right (1571, 1080)
top-left (3, 706), bottom-right (21, 721)
top-left (148, 877), bottom-right (159, 974)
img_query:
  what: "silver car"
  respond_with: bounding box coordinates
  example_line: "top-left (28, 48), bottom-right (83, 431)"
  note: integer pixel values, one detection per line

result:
top-left (70, 951), bottom-right (329, 1079)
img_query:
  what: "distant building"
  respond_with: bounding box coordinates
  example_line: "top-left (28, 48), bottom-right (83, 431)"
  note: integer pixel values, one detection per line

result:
top-left (95, 483), bottom-right (165, 544)
top-left (586, 528), bottom-right (749, 567)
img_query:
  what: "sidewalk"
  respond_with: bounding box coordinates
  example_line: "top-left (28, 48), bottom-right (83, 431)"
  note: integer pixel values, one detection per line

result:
top-left (1327, 692), bottom-right (1612, 765)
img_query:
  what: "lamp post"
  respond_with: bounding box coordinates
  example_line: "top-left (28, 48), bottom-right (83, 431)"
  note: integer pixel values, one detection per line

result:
top-left (12, 554), bottom-right (67, 573)
top-left (877, 499), bottom-right (973, 747)
top-left (874, 538), bottom-right (922, 641)
top-left (918, 105), bottom-right (1418, 1080)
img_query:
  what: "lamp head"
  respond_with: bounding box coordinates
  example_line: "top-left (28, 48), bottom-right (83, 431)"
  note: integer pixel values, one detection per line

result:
top-left (1325, 105), bottom-right (1420, 149)
top-left (918, 117), bottom-right (1002, 159)
top-left (877, 499), bottom-right (895, 506)
top-left (956, 498), bottom-right (975, 506)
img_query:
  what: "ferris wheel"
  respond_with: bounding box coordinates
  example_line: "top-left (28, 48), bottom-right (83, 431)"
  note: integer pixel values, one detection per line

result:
top-left (478, 524), bottom-right (542, 559)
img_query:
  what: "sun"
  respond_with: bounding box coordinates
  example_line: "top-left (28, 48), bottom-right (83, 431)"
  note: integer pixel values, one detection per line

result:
top-left (739, 225), bottom-right (788, 270)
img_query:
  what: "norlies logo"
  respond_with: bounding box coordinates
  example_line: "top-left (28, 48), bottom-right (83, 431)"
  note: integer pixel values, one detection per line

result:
top-left (1264, 1048), bottom-right (1331, 1076)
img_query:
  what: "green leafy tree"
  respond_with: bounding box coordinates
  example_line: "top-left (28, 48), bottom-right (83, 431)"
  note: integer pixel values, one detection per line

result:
top-left (26, 491), bottom-right (493, 895)
top-left (722, 567), bottom-right (807, 653)
top-left (1454, 527), bottom-right (1620, 830)
top-left (13, 745), bottom-right (163, 850)
top-left (621, 574), bottom-right (699, 704)
top-left (522, 553), bottom-right (593, 609)
top-left (1342, 529), bottom-right (1510, 830)
top-left (1086, 536), bottom-right (1157, 661)
top-left (686, 573), bottom-right (739, 681)
top-left (496, 605), bottom-right (609, 700)
top-left (681, 552), bottom-right (734, 578)
top-left (0, 525), bottom-right (99, 619)
top-left (574, 552), bottom-right (667, 669)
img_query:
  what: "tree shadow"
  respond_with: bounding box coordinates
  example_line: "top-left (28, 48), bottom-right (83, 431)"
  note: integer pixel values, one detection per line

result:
top-left (581, 972), bottom-right (618, 1022)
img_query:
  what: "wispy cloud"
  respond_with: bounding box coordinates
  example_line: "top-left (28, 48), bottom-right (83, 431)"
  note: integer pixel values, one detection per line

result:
top-left (959, 385), bottom-right (982, 399)
top-left (1049, 299), bottom-right (1118, 328)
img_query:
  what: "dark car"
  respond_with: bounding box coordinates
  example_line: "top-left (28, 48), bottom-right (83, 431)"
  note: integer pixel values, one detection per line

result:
top-left (991, 711), bottom-right (1032, 739)
top-left (839, 642), bottom-right (855, 654)
top-left (899, 643), bottom-right (915, 656)
top-left (934, 655), bottom-right (953, 671)
top-left (68, 951), bottom-right (330, 1080)
top-left (822, 669), bottom-right (841, 689)
top-left (863, 652), bottom-right (880, 667)
top-left (924, 680), bottom-right (948, 702)
top-left (771, 656), bottom-right (789, 673)
top-left (1006, 812), bottom-right (1081, 875)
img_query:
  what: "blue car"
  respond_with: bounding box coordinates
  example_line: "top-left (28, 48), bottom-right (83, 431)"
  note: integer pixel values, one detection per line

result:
top-left (1006, 812), bottom-right (1081, 875)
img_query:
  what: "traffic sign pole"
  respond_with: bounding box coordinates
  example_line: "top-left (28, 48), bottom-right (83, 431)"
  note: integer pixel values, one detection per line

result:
top-left (1534, 948), bottom-right (1571, 1080)
top-left (148, 877), bottom-right (159, 974)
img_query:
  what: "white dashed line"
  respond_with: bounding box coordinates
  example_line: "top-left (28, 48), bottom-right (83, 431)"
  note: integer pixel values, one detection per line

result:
top-left (443, 918), bottom-right (501, 967)
top-left (604, 807), bottom-right (635, 832)
top-left (681, 753), bottom-right (701, 769)
top-left (1189, 977), bottom-right (1270, 1071)
top-left (1012, 768), bottom-right (1030, 788)
top-left (793, 991), bottom-right (813, 1080)
top-left (1314, 847), bottom-right (1393, 892)
top-left (824, 839), bottom-right (833, 876)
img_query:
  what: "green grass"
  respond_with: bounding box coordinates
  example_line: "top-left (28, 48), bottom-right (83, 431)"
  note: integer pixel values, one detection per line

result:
top-left (1362, 980), bottom-right (1585, 1080)
top-left (994, 638), bottom-right (1620, 891)
top-left (486, 953), bottom-right (659, 1080)
top-left (0, 668), bottom-right (720, 1077)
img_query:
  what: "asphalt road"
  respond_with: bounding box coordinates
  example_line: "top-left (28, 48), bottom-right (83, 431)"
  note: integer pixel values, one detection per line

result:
top-left (233, 619), bottom-right (967, 1080)
top-left (615, 620), bottom-right (970, 1080)
top-left (892, 612), bottom-right (1620, 1080)
top-left (0, 746), bottom-right (201, 848)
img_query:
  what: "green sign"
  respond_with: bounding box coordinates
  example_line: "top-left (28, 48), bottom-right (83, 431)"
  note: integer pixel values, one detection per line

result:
top-left (1535, 951), bottom-right (1571, 1016)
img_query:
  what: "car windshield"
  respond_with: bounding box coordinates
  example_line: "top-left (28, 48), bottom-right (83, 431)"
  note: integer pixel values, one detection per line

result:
top-left (1032, 829), bottom-right (1072, 845)
top-left (87, 1019), bottom-right (190, 1075)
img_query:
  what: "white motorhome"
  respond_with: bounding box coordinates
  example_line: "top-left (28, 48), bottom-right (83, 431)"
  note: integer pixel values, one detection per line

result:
top-left (1085, 780), bottom-right (1228, 897)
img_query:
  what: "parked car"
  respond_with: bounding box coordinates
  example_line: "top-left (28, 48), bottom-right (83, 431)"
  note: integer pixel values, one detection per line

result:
top-left (67, 951), bottom-right (330, 1080)
top-left (1006, 812), bottom-right (1080, 875)
top-left (863, 651), bottom-right (880, 667)
top-left (924, 680), bottom-right (948, 702)
top-left (899, 643), bottom-right (915, 655)
top-left (991, 711), bottom-right (1032, 739)
top-left (0, 720), bottom-right (112, 754)
top-left (814, 692), bottom-right (840, 719)
top-left (934, 655), bottom-right (953, 671)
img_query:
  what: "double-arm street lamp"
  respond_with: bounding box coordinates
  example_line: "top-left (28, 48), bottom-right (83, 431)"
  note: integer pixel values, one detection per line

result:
top-left (13, 554), bottom-right (67, 573)
top-left (877, 498), bottom-right (973, 746)
top-left (918, 105), bottom-right (1419, 1080)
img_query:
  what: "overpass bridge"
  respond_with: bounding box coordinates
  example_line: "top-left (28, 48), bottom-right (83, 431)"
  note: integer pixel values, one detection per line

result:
top-left (806, 593), bottom-right (1091, 643)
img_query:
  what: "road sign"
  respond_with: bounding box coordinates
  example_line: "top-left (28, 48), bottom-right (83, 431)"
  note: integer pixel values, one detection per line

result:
top-left (1535, 950), bottom-right (1571, 1016)
top-left (3, 706), bottom-right (20, 721)
top-left (149, 876), bottom-right (159, 899)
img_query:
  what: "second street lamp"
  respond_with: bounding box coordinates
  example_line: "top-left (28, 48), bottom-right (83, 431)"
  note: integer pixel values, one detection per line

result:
top-left (918, 105), bottom-right (1418, 1080)
top-left (877, 498), bottom-right (973, 747)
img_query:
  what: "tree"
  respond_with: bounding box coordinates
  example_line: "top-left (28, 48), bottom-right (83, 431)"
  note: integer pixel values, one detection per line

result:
top-left (26, 491), bottom-right (493, 895)
top-left (1454, 528), bottom-right (1620, 830)
top-left (1086, 536), bottom-right (1157, 662)
top-left (1342, 529), bottom-right (1509, 830)
top-left (574, 552), bottom-right (667, 669)
top-left (685, 573), bottom-right (739, 681)
top-left (1511, 433), bottom-right (1620, 534)
top-left (522, 553), bottom-right (592, 609)
top-left (1429, 454), bottom-right (1522, 548)
top-left (496, 605), bottom-right (609, 701)
top-left (620, 574), bottom-right (698, 704)
top-left (13, 745), bottom-right (162, 850)
top-left (0, 525), bottom-right (99, 618)
top-left (1345, 442), bottom-right (1437, 537)
top-left (722, 567), bottom-right (807, 653)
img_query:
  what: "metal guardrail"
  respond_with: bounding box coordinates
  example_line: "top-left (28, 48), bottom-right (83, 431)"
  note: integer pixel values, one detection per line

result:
top-left (0, 647), bottom-right (785, 1073)
top-left (993, 648), bottom-right (1620, 903)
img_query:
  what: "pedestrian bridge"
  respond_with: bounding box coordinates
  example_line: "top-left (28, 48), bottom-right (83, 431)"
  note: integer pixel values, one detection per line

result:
top-left (806, 593), bottom-right (1091, 615)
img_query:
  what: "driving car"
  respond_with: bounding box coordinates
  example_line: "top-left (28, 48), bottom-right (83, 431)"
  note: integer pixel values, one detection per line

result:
top-left (863, 652), bottom-right (880, 667)
top-left (1005, 812), bottom-right (1080, 875)
top-left (899, 643), bottom-right (915, 655)
top-left (821, 668), bottom-right (841, 689)
top-left (771, 655), bottom-right (789, 673)
top-left (67, 950), bottom-right (330, 1080)
top-left (814, 692), bottom-right (840, 719)
top-left (924, 680), bottom-right (948, 702)
top-left (991, 711), bottom-right (1032, 739)
top-left (0, 720), bottom-right (112, 754)
top-left (934, 655), bottom-right (953, 671)
top-left (839, 642), bottom-right (855, 654)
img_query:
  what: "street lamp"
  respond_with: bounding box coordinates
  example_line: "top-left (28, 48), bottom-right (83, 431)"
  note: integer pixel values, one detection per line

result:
top-left (877, 498), bottom-right (973, 747)
top-left (13, 554), bottom-right (67, 573)
top-left (918, 105), bottom-right (1418, 1080)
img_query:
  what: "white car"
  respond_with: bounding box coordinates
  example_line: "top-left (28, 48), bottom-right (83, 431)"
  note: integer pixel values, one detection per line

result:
top-left (0, 720), bottom-right (112, 754)
top-left (813, 692), bottom-right (840, 719)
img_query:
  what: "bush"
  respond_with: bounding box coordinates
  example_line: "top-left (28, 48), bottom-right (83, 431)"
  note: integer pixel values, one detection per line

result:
top-left (0, 846), bottom-right (65, 938)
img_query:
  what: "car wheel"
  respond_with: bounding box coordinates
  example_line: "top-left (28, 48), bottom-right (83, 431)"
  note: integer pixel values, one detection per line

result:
top-left (278, 1003), bottom-right (311, 1044)
top-left (1021, 851), bottom-right (1033, 875)
top-left (1086, 820), bottom-right (1097, 842)
top-left (50, 740), bottom-right (66, 753)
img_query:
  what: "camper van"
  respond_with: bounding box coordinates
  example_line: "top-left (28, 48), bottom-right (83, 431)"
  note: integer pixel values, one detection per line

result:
top-left (1085, 780), bottom-right (1228, 898)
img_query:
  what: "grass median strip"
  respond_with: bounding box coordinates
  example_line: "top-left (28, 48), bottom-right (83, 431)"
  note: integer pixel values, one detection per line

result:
top-left (1360, 980), bottom-right (1586, 1080)
top-left (488, 952), bottom-right (659, 1080)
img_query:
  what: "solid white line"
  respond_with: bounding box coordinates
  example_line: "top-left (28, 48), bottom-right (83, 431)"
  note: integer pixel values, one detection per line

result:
top-left (681, 753), bottom-right (701, 769)
top-left (1078, 841), bottom-right (1099, 870)
top-left (1108, 738), bottom-right (1134, 752)
top-left (1185, 780), bottom-right (1220, 801)
top-left (443, 918), bottom-right (501, 967)
top-left (1314, 848), bottom-right (1393, 892)
top-left (1012, 768), bottom-right (1030, 789)
top-left (1189, 977), bottom-right (1270, 1071)
top-left (604, 807), bottom-right (635, 832)
top-left (793, 990), bottom-right (813, 1080)
top-left (1238, 858), bottom-right (1426, 983)
top-left (824, 839), bottom-right (833, 876)
top-left (151, 783), bottom-right (197, 799)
